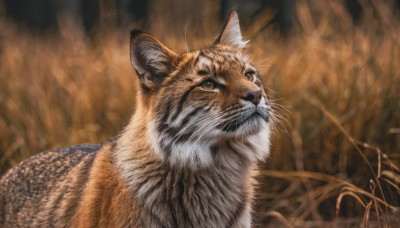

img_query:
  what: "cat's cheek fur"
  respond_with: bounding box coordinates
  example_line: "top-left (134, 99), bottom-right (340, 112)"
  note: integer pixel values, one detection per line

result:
top-left (148, 120), bottom-right (215, 169)
top-left (148, 118), bottom-right (270, 168)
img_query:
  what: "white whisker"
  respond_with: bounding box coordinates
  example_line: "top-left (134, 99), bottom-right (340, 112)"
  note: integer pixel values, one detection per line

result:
top-left (184, 23), bottom-right (190, 52)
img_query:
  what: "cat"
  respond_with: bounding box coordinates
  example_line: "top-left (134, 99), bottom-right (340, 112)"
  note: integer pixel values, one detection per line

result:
top-left (0, 11), bottom-right (272, 227)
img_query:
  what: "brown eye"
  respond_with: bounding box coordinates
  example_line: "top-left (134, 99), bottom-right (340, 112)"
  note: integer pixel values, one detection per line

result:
top-left (200, 79), bottom-right (216, 90)
top-left (245, 71), bottom-right (256, 82)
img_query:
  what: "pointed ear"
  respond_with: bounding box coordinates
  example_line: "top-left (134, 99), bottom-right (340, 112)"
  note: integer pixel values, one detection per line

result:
top-left (130, 30), bottom-right (177, 90)
top-left (214, 11), bottom-right (248, 49)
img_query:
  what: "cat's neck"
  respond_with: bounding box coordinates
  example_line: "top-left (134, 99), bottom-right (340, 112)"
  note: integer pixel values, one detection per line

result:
top-left (114, 115), bottom-right (256, 227)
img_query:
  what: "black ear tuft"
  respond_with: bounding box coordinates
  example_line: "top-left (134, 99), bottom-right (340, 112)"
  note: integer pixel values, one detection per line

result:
top-left (130, 29), bottom-right (144, 38)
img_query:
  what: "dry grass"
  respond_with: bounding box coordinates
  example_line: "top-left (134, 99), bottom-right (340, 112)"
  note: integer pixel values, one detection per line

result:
top-left (0, 1), bottom-right (399, 227)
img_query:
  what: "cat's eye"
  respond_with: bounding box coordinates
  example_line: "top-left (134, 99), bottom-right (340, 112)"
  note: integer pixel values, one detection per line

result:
top-left (244, 71), bottom-right (256, 82)
top-left (200, 79), bottom-right (216, 90)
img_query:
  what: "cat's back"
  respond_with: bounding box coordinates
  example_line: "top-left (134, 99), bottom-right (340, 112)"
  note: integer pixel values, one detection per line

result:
top-left (0, 144), bottom-right (100, 227)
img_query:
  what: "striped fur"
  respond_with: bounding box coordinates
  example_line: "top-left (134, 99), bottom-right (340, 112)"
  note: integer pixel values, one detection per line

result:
top-left (0, 11), bottom-right (271, 227)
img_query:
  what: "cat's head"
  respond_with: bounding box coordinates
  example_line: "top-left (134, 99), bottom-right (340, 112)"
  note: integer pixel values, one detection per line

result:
top-left (130, 11), bottom-right (271, 168)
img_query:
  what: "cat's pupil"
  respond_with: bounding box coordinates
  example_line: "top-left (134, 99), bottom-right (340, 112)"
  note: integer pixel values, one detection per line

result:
top-left (245, 72), bottom-right (255, 82)
top-left (201, 80), bottom-right (216, 90)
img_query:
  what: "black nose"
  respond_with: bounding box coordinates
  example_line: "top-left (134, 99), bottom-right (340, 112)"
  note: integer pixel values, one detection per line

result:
top-left (241, 89), bottom-right (262, 105)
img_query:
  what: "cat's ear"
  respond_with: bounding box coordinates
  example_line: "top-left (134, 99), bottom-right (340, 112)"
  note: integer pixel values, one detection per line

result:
top-left (130, 30), bottom-right (178, 90)
top-left (214, 11), bottom-right (248, 49)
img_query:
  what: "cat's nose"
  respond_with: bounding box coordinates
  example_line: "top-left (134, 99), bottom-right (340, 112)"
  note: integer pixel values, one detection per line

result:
top-left (241, 89), bottom-right (262, 105)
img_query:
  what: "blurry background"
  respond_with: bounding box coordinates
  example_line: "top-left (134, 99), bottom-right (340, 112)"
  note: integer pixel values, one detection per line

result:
top-left (0, 0), bottom-right (399, 227)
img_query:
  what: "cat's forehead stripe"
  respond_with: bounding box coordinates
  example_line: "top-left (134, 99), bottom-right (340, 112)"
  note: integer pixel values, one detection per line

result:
top-left (194, 50), bottom-right (250, 71)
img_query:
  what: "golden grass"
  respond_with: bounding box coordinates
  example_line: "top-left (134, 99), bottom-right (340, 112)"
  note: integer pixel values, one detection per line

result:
top-left (0, 1), bottom-right (399, 227)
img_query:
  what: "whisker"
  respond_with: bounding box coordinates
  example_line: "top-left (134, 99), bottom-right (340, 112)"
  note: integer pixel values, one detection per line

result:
top-left (264, 87), bottom-right (280, 95)
top-left (184, 23), bottom-right (190, 52)
top-left (169, 114), bottom-right (216, 145)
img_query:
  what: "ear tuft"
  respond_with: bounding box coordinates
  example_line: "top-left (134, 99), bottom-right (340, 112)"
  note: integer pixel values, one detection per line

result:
top-left (130, 29), bottom-right (144, 38)
top-left (214, 11), bottom-right (248, 49)
top-left (130, 30), bottom-right (177, 90)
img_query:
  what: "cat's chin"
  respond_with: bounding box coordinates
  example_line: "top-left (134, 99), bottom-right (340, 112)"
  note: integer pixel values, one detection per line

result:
top-left (222, 114), bottom-right (268, 139)
top-left (223, 122), bottom-right (271, 162)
